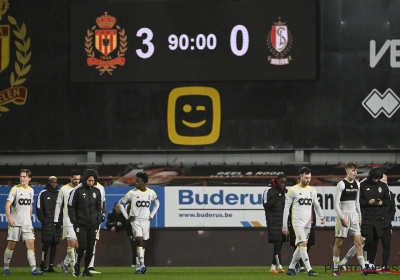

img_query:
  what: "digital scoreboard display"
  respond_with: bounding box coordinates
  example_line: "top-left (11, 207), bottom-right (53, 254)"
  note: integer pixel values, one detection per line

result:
top-left (70, 0), bottom-right (317, 82)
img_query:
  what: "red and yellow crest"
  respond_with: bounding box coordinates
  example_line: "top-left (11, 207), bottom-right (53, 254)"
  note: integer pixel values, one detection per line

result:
top-left (85, 12), bottom-right (127, 75)
top-left (0, 0), bottom-right (31, 115)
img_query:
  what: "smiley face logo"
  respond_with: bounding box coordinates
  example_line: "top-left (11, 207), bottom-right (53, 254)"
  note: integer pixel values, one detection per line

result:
top-left (167, 87), bottom-right (221, 145)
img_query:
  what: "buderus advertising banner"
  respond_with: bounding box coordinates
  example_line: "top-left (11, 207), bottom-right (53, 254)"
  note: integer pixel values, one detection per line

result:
top-left (0, 185), bottom-right (399, 228)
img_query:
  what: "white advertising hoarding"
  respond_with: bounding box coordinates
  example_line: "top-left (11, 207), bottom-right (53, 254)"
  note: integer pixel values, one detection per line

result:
top-left (165, 186), bottom-right (400, 227)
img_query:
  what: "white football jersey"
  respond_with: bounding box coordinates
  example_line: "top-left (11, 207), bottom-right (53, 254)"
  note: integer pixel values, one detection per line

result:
top-left (7, 185), bottom-right (34, 226)
top-left (283, 184), bottom-right (324, 228)
top-left (119, 187), bottom-right (159, 221)
top-left (54, 183), bottom-right (76, 226)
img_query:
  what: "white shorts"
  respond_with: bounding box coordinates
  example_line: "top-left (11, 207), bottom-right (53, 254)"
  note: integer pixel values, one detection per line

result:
top-left (132, 219), bottom-right (150, 240)
top-left (7, 226), bottom-right (35, 241)
top-left (335, 212), bottom-right (361, 237)
top-left (62, 226), bottom-right (77, 240)
top-left (293, 226), bottom-right (310, 245)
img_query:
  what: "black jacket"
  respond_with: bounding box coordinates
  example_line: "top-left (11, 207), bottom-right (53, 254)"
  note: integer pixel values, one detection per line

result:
top-left (263, 179), bottom-right (287, 242)
top-left (383, 191), bottom-right (396, 228)
top-left (359, 178), bottom-right (390, 228)
top-left (36, 184), bottom-right (61, 243)
top-left (106, 209), bottom-right (127, 232)
top-left (68, 169), bottom-right (102, 229)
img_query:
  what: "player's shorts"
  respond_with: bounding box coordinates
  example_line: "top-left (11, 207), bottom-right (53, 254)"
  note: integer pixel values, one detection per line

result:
top-left (7, 226), bottom-right (35, 241)
top-left (132, 219), bottom-right (150, 240)
top-left (95, 225), bottom-right (101, 240)
top-left (63, 226), bottom-right (77, 240)
top-left (335, 212), bottom-right (361, 237)
top-left (293, 225), bottom-right (310, 245)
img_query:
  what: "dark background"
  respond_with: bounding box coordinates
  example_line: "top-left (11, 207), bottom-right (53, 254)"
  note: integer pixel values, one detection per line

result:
top-left (0, 0), bottom-right (399, 150)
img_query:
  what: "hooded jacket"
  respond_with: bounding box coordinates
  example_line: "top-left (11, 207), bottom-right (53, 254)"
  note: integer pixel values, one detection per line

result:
top-left (67, 169), bottom-right (102, 229)
top-left (263, 178), bottom-right (288, 242)
top-left (359, 168), bottom-right (390, 228)
top-left (36, 183), bottom-right (61, 243)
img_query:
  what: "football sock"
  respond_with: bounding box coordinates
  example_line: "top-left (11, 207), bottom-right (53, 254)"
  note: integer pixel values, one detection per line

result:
top-left (357, 256), bottom-right (366, 269)
top-left (65, 247), bottom-right (74, 266)
top-left (289, 247), bottom-right (301, 269)
top-left (27, 249), bottom-right (37, 271)
top-left (271, 264), bottom-right (276, 271)
top-left (136, 257), bottom-right (140, 268)
top-left (275, 254), bottom-right (281, 267)
top-left (4, 248), bottom-right (13, 269)
top-left (333, 256), bottom-right (340, 270)
top-left (299, 246), bottom-right (312, 272)
top-left (136, 246), bottom-right (145, 266)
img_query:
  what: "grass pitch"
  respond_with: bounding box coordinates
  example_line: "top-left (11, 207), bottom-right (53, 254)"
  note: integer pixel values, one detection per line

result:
top-left (4, 266), bottom-right (399, 279)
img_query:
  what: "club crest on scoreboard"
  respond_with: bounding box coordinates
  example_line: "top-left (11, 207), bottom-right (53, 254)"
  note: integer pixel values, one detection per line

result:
top-left (0, 0), bottom-right (30, 116)
top-left (85, 12), bottom-right (127, 75)
top-left (266, 18), bottom-right (292, 65)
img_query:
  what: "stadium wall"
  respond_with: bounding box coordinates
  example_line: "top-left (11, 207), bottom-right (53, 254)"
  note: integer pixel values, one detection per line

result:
top-left (0, 228), bottom-right (398, 267)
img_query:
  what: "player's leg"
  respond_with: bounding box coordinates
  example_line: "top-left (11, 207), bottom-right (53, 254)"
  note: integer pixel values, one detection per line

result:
top-left (82, 228), bottom-right (97, 277)
top-left (25, 238), bottom-right (43, 275)
top-left (47, 239), bottom-right (57, 272)
top-left (87, 225), bottom-right (101, 274)
top-left (60, 226), bottom-right (78, 273)
top-left (4, 227), bottom-right (19, 275)
top-left (270, 240), bottom-right (280, 273)
top-left (286, 226), bottom-right (305, 276)
top-left (40, 241), bottom-right (50, 271)
top-left (22, 227), bottom-right (43, 275)
top-left (332, 237), bottom-right (343, 276)
top-left (381, 226), bottom-right (392, 271)
top-left (73, 227), bottom-right (87, 277)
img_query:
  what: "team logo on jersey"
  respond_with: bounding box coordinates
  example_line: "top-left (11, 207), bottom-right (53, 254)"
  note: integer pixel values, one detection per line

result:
top-left (136, 201), bottom-right (150, 208)
top-left (18, 198), bottom-right (31, 205)
top-left (83, 193), bottom-right (86, 198)
top-left (266, 18), bottom-right (292, 65)
top-left (378, 187), bottom-right (382, 193)
top-left (93, 193), bottom-right (96, 198)
top-left (298, 198), bottom-right (312, 205)
top-left (76, 227), bottom-right (80, 233)
top-left (350, 184), bottom-right (353, 188)
top-left (85, 12), bottom-right (127, 75)
top-left (0, 0), bottom-right (31, 116)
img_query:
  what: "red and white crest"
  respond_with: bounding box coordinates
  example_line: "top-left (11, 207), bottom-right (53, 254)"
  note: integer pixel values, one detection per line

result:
top-left (271, 25), bottom-right (288, 53)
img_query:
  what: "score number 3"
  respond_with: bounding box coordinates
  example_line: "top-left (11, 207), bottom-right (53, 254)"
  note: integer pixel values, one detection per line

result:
top-left (136, 28), bottom-right (154, 59)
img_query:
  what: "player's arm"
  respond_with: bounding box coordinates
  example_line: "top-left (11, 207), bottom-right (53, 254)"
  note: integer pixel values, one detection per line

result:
top-left (355, 181), bottom-right (362, 224)
top-left (67, 188), bottom-right (78, 225)
top-left (389, 191), bottom-right (396, 221)
top-left (36, 191), bottom-right (45, 223)
top-left (334, 181), bottom-right (347, 226)
top-left (54, 189), bottom-right (63, 223)
top-left (118, 193), bottom-right (130, 220)
top-left (96, 189), bottom-right (103, 224)
top-left (282, 188), bottom-right (293, 235)
top-left (381, 184), bottom-right (390, 206)
top-left (5, 200), bottom-right (14, 227)
top-left (263, 188), bottom-right (280, 209)
top-left (312, 190), bottom-right (325, 224)
top-left (149, 194), bottom-right (160, 221)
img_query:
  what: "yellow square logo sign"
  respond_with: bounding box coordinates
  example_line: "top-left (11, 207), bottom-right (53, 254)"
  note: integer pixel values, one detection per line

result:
top-left (167, 87), bottom-right (221, 145)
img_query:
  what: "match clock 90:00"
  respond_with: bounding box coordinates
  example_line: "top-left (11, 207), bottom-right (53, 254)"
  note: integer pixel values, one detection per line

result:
top-left (70, 0), bottom-right (317, 82)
